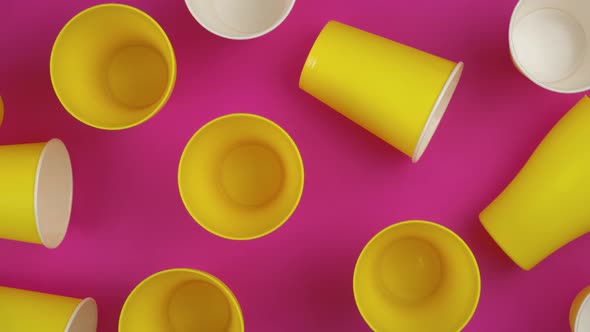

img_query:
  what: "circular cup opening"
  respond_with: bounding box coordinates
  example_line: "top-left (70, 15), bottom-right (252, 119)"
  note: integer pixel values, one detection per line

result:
top-left (35, 138), bottom-right (73, 249)
top-left (119, 269), bottom-right (244, 332)
top-left (185, 0), bottom-right (295, 39)
top-left (50, 4), bottom-right (176, 129)
top-left (65, 298), bottom-right (98, 332)
top-left (510, 1), bottom-right (590, 93)
top-left (178, 114), bottom-right (304, 240)
top-left (354, 221), bottom-right (480, 332)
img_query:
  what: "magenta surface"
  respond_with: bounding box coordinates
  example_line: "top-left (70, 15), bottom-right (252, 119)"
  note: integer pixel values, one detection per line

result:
top-left (1, 0), bottom-right (589, 331)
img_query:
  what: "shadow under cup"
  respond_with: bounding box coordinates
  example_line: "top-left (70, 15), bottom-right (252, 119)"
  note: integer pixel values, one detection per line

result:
top-left (119, 269), bottom-right (243, 332)
top-left (51, 4), bottom-right (176, 129)
top-left (178, 114), bottom-right (304, 240)
top-left (354, 221), bottom-right (480, 332)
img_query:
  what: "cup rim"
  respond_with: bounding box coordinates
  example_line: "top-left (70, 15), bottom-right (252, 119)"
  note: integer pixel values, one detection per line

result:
top-left (184, 0), bottom-right (296, 40)
top-left (119, 268), bottom-right (244, 331)
top-left (178, 113), bottom-right (304, 240)
top-left (50, 3), bottom-right (177, 130)
top-left (353, 220), bottom-right (481, 331)
top-left (508, 0), bottom-right (589, 94)
top-left (575, 290), bottom-right (590, 332)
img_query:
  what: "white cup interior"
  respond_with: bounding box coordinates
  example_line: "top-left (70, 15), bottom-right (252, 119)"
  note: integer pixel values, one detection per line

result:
top-left (35, 138), bottom-right (73, 249)
top-left (510, 0), bottom-right (590, 92)
top-left (576, 294), bottom-right (590, 332)
top-left (66, 298), bottom-right (98, 332)
top-left (185, 0), bottom-right (295, 39)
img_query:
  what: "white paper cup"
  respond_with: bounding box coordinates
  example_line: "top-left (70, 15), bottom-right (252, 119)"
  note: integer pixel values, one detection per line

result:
top-left (185, 0), bottom-right (295, 39)
top-left (510, 0), bottom-right (590, 93)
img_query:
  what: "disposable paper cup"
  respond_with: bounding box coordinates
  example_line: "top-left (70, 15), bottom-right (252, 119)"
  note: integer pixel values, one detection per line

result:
top-left (0, 96), bottom-right (4, 127)
top-left (51, 4), bottom-right (176, 130)
top-left (571, 286), bottom-right (590, 332)
top-left (178, 114), bottom-right (304, 240)
top-left (0, 286), bottom-right (97, 332)
top-left (510, 0), bottom-right (590, 93)
top-left (185, 0), bottom-right (295, 39)
top-left (354, 221), bottom-right (480, 332)
top-left (0, 139), bottom-right (72, 248)
top-left (480, 96), bottom-right (590, 270)
top-left (300, 21), bottom-right (463, 163)
top-left (119, 268), bottom-right (244, 332)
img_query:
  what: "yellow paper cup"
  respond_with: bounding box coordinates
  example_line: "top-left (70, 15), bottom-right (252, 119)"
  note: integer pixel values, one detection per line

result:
top-left (0, 139), bottom-right (73, 248)
top-left (0, 96), bottom-right (4, 127)
top-left (510, 0), bottom-right (590, 93)
top-left (0, 286), bottom-right (97, 332)
top-left (354, 221), bottom-right (480, 332)
top-left (185, 0), bottom-right (295, 39)
top-left (178, 114), bottom-right (304, 240)
top-left (119, 268), bottom-right (244, 332)
top-left (570, 286), bottom-right (590, 332)
top-left (50, 4), bottom-right (176, 130)
top-left (480, 96), bottom-right (590, 270)
top-left (300, 21), bottom-right (463, 162)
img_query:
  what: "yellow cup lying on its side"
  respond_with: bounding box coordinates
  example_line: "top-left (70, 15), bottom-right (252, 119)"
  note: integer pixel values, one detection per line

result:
top-left (354, 221), bottom-right (480, 332)
top-left (0, 139), bottom-right (73, 248)
top-left (119, 268), bottom-right (244, 332)
top-left (0, 96), bottom-right (4, 127)
top-left (480, 96), bottom-right (590, 270)
top-left (178, 113), bottom-right (304, 240)
top-left (0, 286), bottom-right (97, 332)
top-left (570, 286), bottom-right (590, 332)
top-left (300, 21), bottom-right (463, 162)
top-left (51, 4), bottom-right (176, 130)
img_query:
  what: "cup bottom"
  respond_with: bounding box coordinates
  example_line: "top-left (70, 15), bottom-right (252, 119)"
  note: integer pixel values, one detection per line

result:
top-left (167, 281), bottom-right (232, 332)
top-left (106, 45), bottom-right (169, 109)
top-left (220, 142), bottom-right (284, 207)
top-left (513, 8), bottom-right (586, 84)
top-left (65, 298), bottom-right (98, 332)
top-left (377, 237), bottom-right (442, 304)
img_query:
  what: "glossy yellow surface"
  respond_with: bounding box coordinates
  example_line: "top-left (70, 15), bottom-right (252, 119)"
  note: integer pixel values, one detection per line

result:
top-left (0, 286), bottom-right (83, 331)
top-left (178, 114), bottom-right (304, 240)
top-left (354, 221), bottom-right (480, 332)
top-left (119, 268), bottom-right (244, 332)
top-left (50, 4), bottom-right (176, 130)
top-left (480, 96), bottom-right (590, 270)
top-left (570, 286), bottom-right (590, 332)
top-left (300, 21), bottom-right (460, 161)
top-left (0, 141), bottom-right (46, 245)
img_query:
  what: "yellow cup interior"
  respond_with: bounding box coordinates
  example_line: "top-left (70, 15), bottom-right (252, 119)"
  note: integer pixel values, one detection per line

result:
top-left (50, 4), bottom-right (176, 129)
top-left (354, 221), bottom-right (480, 332)
top-left (178, 114), bottom-right (304, 240)
top-left (119, 269), bottom-right (243, 332)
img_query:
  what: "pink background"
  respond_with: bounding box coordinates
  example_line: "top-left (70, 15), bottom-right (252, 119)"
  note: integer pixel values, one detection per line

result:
top-left (1, 0), bottom-right (589, 331)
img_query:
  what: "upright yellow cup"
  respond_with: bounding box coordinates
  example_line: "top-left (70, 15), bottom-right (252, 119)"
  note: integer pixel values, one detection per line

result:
top-left (480, 96), bottom-right (590, 270)
top-left (354, 221), bottom-right (480, 332)
top-left (300, 21), bottom-right (463, 162)
top-left (0, 139), bottom-right (73, 248)
top-left (51, 4), bottom-right (176, 130)
top-left (178, 114), bottom-right (304, 240)
top-left (119, 268), bottom-right (244, 332)
top-left (0, 286), bottom-right (97, 332)
top-left (570, 286), bottom-right (590, 332)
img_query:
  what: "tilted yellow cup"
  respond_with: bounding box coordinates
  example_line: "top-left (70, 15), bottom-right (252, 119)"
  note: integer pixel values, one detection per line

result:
top-left (570, 286), bottom-right (590, 332)
top-left (480, 96), bottom-right (590, 270)
top-left (178, 114), bottom-right (304, 240)
top-left (354, 221), bottom-right (480, 332)
top-left (51, 4), bottom-right (176, 130)
top-left (119, 268), bottom-right (244, 332)
top-left (300, 21), bottom-right (463, 162)
top-left (0, 286), bottom-right (97, 332)
top-left (0, 139), bottom-right (73, 248)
